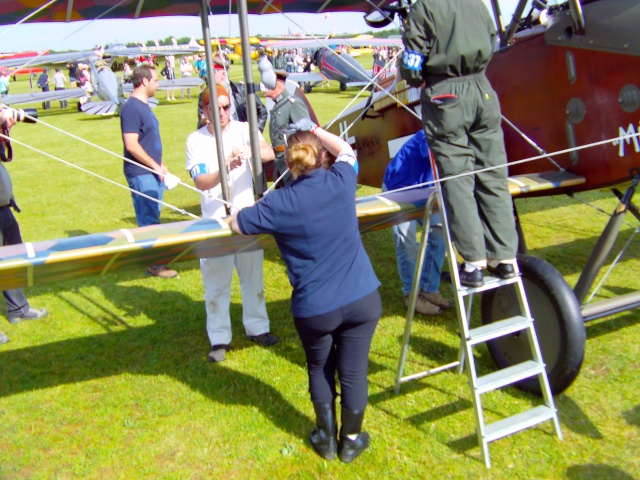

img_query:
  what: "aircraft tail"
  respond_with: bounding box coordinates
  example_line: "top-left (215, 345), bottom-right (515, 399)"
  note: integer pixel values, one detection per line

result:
top-left (81, 101), bottom-right (119, 115)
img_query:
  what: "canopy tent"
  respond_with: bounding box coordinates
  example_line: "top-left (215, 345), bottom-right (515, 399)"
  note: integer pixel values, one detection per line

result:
top-left (0, 0), bottom-right (387, 24)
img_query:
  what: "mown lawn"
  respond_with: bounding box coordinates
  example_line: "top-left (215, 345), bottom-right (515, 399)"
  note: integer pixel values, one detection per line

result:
top-left (0, 60), bottom-right (638, 479)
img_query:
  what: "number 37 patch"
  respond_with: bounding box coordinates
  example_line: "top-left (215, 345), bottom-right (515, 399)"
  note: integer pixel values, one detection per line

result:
top-left (402, 50), bottom-right (424, 71)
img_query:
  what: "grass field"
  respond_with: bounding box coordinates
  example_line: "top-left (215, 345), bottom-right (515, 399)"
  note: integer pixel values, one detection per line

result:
top-left (0, 62), bottom-right (639, 479)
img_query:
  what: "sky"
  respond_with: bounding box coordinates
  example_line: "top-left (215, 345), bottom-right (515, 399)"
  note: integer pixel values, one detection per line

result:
top-left (0, 1), bottom-right (522, 53)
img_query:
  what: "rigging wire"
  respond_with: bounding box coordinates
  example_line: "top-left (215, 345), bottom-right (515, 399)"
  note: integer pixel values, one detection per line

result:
top-left (17, 111), bottom-right (234, 205)
top-left (379, 131), bottom-right (640, 198)
top-left (0, 132), bottom-right (201, 220)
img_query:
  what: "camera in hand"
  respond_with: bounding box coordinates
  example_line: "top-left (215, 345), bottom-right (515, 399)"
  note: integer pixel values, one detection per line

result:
top-left (7, 107), bottom-right (38, 124)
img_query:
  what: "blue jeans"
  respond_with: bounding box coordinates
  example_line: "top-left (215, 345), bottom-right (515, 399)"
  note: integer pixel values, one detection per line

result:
top-left (383, 184), bottom-right (445, 296)
top-left (126, 174), bottom-right (165, 227)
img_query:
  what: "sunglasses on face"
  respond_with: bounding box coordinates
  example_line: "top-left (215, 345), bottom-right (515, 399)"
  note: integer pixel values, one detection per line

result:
top-left (219, 104), bottom-right (231, 112)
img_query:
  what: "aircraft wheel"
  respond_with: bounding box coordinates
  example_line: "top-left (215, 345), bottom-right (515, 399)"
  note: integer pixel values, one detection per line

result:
top-left (339, 83), bottom-right (347, 92)
top-left (480, 254), bottom-right (585, 396)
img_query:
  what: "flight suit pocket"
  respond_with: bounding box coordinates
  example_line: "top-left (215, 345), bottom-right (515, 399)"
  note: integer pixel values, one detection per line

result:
top-left (422, 88), bottom-right (462, 141)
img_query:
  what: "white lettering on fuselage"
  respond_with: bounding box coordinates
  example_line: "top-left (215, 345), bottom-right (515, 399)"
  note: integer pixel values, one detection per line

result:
top-left (613, 123), bottom-right (640, 157)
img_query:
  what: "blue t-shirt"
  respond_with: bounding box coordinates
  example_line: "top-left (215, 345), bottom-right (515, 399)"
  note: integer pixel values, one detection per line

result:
top-left (237, 159), bottom-right (380, 318)
top-left (120, 96), bottom-right (162, 178)
top-left (382, 129), bottom-right (434, 190)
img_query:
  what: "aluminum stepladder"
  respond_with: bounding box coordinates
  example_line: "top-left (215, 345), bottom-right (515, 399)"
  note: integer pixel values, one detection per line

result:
top-left (394, 159), bottom-right (562, 468)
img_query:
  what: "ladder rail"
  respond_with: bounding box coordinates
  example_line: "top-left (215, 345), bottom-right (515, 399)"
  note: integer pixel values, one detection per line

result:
top-left (393, 149), bottom-right (562, 467)
top-left (394, 193), bottom-right (438, 394)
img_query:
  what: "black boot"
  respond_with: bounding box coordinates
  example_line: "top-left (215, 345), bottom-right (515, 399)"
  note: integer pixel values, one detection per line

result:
top-left (338, 408), bottom-right (370, 463)
top-left (310, 402), bottom-right (338, 460)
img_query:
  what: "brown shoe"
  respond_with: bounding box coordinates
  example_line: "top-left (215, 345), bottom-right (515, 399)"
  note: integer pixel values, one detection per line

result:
top-left (420, 291), bottom-right (454, 309)
top-left (405, 294), bottom-right (441, 316)
top-left (146, 265), bottom-right (178, 278)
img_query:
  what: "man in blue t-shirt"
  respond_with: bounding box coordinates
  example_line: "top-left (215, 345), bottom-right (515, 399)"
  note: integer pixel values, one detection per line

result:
top-left (382, 129), bottom-right (452, 315)
top-left (120, 64), bottom-right (177, 278)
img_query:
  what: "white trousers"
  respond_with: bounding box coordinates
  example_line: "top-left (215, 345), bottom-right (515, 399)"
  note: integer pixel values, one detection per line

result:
top-left (200, 250), bottom-right (270, 346)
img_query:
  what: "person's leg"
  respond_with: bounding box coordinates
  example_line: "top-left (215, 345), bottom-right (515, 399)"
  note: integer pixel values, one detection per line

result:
top-left (334, 289), bottom-right (381, 411)
top-left (293, 311), bottom-right (340, 404)
top-left (391, 219), bottom-right (419, 297)
top-left (201, 255), bottom-right (235, 349)
top-left (423, 80), bottom-right (486, 264)
top-left (334, 289), bottom-right (382, 462)
top-left (420, 213), bottom-right (446, 294)
top-left (0, 209), bottom-right (29, 318)
top-left (294, 310), bottom-right (340, 460)
top-left (470, 75), bottom-right (518, 263)
top-left (234, 250), bottom-right (271, 338)
top-left (126, 174), bottom-right (164, 227)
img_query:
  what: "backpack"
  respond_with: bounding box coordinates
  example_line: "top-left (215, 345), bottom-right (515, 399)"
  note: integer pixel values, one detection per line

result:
top-left (37, 73), bottom-right (47, 88)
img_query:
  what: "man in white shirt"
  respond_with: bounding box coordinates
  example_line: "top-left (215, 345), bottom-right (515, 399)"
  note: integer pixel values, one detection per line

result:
top-left (52, 68), bottom-right (68, 109)
top-left (186, 84), bottom-right (277, 362)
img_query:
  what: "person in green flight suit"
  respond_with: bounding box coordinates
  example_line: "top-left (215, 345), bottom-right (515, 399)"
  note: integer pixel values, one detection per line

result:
top-left (398, 0), bottom-right (519, 287)
top-left (264, 70), bottom-right (310, 186)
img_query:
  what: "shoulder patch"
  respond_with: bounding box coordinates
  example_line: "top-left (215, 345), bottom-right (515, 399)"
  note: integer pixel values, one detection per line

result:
top-left (402, 50), bottom-right (424, 72)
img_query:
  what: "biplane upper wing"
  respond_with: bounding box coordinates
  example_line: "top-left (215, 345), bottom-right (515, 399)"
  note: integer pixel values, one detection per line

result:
top-left (1, 88), bottom-right (86, 106)
top-left (0, 187), bottom-right (433, 291)
top-left (1, 0), bottom-right (396, 24)
top-left (262, 37), bottom-right (402, 50)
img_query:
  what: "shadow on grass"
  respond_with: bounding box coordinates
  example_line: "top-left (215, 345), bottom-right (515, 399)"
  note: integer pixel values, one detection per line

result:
top-left (566, 464), bottom-right (636, 480)
top-left (585, 310), bottom-right (640, 340)
top-left (0, 282), bottom-right (311, 439)
top-left (556, 395), bottom-right (603, 439)
top-left (622, 404), bottom-right (639, 428)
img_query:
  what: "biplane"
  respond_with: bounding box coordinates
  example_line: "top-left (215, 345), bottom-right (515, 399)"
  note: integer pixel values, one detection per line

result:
top-left (330, 0), bottom-right (640, 393)
top-left (0, 0), bottom-right (638, 399)
top-left (264, 36), bottom-right (402, 91)
top-left (0, 45), bottom-right (204, 115)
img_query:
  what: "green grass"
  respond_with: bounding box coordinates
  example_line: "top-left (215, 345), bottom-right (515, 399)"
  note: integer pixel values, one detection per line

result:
top-left (0, 62), bottom-right (639, 479)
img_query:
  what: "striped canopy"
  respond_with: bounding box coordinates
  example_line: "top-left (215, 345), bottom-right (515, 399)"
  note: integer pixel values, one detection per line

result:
top-left (0, 0), bottom-right (386, 25)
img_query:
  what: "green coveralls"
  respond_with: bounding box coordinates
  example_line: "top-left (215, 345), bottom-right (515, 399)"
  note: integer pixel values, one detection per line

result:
top-left (269, 88), bottom-right (310, 184)
top-left (399, 0), bottom-right (517, 263)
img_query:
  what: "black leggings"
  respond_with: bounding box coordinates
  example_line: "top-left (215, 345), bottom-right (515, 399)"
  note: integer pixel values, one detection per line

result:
top-left (294, 289), bottom-right (381, 411)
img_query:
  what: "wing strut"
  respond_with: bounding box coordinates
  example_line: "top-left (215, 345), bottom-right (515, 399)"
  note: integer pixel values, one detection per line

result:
top-left (199, 0), bottom-right (232, 214)
top-left (238, 0), bottom-right (265, 196)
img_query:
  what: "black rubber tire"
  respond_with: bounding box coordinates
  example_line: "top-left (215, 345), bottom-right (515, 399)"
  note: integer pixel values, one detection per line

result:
top-left (480, 254), bottom-right (586, 395)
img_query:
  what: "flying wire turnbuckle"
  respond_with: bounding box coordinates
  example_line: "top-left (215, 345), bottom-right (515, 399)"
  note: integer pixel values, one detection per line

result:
top-left (394, 172), bottom-right (562, 468)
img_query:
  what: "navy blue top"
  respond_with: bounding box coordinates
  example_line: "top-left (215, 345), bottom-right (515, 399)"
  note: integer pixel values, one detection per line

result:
top-left (120, 97), bottom-right (162, 179)
top-left (237, 159), bottom-right (380, 318)
top-left (382, 129), bottom-right (433, 190)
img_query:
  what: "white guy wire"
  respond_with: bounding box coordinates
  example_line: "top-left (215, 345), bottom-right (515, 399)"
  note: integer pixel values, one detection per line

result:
top-left (1, 133), bottom-right (201, 220)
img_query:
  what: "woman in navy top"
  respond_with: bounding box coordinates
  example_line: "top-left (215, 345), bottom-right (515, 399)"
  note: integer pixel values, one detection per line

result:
top-left (230, 122), bottom-right (381, 463)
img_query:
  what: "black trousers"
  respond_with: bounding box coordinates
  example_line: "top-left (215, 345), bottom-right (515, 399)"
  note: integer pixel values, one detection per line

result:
top-left (0, 206), bottom-right (30, 319)
top-left (294, 289), bottom-right (381, 411)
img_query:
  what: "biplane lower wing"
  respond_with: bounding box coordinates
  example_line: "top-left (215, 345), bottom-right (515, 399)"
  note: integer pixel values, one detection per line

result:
top-left (0, 187), bottom-right (434, 291)
top-left (122, 77), bottom-right (205, 94)
top-left (508, 171), bottom-right (586, 197)
top-left (287, 72), bottom-right (326, 84)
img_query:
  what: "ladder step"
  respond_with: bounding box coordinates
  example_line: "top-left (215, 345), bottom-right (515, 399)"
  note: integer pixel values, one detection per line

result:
top-left (476, 360), bottom-right (545, 394)
top-left (458, 274), bottom-right (520, 296)
top-left (484, 405), bottom-right (557, 443)
top-left (468, 315), bottom-right (532, 346)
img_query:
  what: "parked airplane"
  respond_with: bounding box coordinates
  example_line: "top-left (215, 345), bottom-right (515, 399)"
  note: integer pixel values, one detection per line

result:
top-left (0, 46), bottom-right (204, 115)
top-left (264, 36), bottom-right (401, 91)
